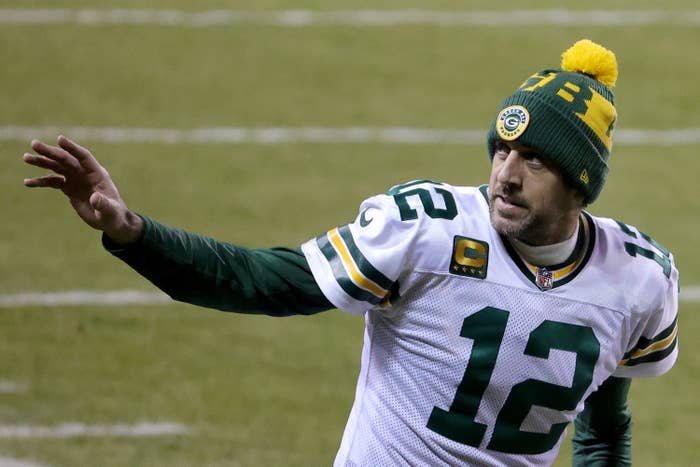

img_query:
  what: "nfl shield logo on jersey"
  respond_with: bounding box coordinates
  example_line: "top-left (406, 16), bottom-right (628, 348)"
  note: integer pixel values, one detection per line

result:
top-left (535, 267), bottom-right (553, 291)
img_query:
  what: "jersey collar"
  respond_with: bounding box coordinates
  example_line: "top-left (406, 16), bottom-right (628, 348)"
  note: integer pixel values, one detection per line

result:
top-left (501, 212), bottom-right (596, 290)
top-left (478, 184), bottom-right (597, 291)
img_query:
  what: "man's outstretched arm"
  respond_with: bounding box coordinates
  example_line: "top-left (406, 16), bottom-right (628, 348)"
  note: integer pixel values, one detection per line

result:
top-left (102, 216), bottom-right (333, 315)
top-left (573, 376), bottom-right (632, 466)
top-left (23, 136), bottom-right (333, 316)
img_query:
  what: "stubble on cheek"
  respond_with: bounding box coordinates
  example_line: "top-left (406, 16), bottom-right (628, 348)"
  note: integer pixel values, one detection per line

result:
top-left (488, 201), bottom-right (536, 239)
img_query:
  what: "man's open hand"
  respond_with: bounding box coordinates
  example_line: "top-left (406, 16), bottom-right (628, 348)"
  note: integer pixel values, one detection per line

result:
top-left (23, 135), bottom-right (143, 245)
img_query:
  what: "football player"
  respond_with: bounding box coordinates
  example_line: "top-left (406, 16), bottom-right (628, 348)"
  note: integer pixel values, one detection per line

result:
top-left (23, 39), bottom-right (678, 466)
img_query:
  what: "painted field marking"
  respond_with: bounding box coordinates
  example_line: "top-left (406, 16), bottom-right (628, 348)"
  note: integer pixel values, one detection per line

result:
top-left (0, 381), bottom-right (26, 394)
top-left (4, 126), bottom-right (700, 146)
top-left (0, 456), bottom-right (48, 467)
top-left (1, 9), bottom-right (700, 27)
top-left (681, 286), bottom-right (700, 303)
top-left (0, 288), bottom-right (698, 308)
top-left (0, 290), bottom-right (171, 308)
top-left (0, 422), bottom-right (188, 439)
top-left (2, 126), bottom-right (483, 145)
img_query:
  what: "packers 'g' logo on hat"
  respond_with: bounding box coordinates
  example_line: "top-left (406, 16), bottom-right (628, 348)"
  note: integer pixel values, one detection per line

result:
top-left (496, 105), bottom-right (530, 141)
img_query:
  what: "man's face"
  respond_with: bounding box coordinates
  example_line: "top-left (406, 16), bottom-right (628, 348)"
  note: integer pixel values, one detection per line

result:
top-left (488, 139), bottom-right (584, 246)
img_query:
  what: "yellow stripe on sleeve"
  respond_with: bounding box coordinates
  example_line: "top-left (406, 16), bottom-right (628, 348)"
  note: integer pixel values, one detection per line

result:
top-left (619, 323), bottom-right (678, 365)
top-left (328, 228), bottom-right (387, 299)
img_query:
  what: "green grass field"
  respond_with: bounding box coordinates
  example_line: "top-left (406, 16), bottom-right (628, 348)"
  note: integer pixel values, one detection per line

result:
top-left (1, 2), bottom-right (699, 466)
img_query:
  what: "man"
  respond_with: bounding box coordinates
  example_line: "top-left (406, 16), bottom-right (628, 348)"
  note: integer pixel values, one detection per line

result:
top-left (23, 39), bottom-right (678, 466)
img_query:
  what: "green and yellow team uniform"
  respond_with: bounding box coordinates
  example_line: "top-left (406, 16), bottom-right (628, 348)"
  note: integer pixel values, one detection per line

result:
top-left (104, 179), bottom-right (677, 466)
top-left (302, 181), bottom-right (678, 466)
top-left (99, 40), bottom-right (669, 466)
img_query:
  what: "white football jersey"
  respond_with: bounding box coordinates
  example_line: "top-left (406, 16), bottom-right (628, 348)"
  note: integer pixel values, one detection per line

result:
top-left (301, 181), bottom-right (679, 467)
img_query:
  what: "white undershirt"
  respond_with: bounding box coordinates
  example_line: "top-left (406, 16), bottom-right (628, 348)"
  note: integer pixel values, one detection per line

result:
top-left (509, 225), bottom-right (580, 267)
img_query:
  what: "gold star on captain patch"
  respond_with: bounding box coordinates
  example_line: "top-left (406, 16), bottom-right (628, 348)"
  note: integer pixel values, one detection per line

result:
top-left (449, 235), bottom-right (489, 280)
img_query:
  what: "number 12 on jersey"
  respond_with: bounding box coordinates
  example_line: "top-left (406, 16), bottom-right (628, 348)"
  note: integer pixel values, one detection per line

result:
top-left (427, 306), bottom-right (600, 454)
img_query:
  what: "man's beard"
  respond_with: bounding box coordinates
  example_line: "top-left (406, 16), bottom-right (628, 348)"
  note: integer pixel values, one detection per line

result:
top-left (488, 200), bottom-right (538, 241)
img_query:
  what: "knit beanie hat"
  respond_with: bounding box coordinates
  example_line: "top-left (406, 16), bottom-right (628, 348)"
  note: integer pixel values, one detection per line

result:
top-left (486, 39), bottom-right (618, 204)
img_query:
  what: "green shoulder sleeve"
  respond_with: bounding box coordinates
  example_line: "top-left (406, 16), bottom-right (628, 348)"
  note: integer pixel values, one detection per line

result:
top-left (102, 215), bottom-right (333, 316)
top-left (572, 376), bottom-right (632, 466)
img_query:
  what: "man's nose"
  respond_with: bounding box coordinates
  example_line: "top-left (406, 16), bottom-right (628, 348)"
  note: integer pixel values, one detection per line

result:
top-left (496, 151), bottom-right (524, 186)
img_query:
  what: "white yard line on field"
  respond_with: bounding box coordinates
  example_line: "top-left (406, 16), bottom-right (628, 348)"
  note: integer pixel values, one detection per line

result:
top-left (1, 9), bottom-right (700, 27)
top-left (0, 422), bottom-right (189, 439)
top-left (681, 286), bottom-right (700, 302)
top-left (0, 456), bottom-right (49, 467)
top-left (0, 288), bottom-right (698, 308)
top-left (0, 381), bottom-right (26, 394)
top-left (1, 126), bottom-right (484, 145)
top-left (0, 290), bottom-right (171, 308)
top-left (3, 126), bottom-right (700, 146)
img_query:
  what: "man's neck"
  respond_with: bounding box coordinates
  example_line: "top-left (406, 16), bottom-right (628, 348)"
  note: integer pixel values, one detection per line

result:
top-left (510, 220), bottom-right (580, 267)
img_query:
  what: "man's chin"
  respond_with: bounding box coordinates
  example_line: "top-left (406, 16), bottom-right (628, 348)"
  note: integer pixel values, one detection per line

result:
top-left (489, 213), bottom-right (529, 238)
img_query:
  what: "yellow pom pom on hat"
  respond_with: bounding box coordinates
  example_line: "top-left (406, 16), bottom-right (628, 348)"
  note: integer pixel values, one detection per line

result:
top-left (561, 39), bottom-right (618, 87)
top-left (487, 39), bottom-right (619, 203)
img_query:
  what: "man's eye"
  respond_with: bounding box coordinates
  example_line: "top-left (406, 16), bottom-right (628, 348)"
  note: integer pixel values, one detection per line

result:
top-left (526, 155), bottom-right (545, 167)
top-left (494, 141), bottom-right (510, 155)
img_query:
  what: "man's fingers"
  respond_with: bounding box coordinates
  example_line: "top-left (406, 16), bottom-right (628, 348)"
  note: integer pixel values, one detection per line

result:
top-left (23, 174), bottom-right (66, 189)
top-left (30, 139), bottom-right (79, 170)
top-left (29, 137), bottom-right (101, 174)
top-left (57, 135), bottom-right (101, 171)
top-left (23, 153), bottom-right (62, 172)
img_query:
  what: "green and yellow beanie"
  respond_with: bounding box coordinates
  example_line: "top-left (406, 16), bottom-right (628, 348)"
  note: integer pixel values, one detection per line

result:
top-left (486, 39), bottom-right (618, 204)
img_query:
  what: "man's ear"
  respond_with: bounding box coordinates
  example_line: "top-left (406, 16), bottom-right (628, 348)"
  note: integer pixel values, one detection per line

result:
top-left (573, 188), bottom-right (588, 209)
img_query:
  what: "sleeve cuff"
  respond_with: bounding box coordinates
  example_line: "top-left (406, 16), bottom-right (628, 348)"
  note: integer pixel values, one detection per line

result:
top-left (101, 214), bottom-right (149, 254)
